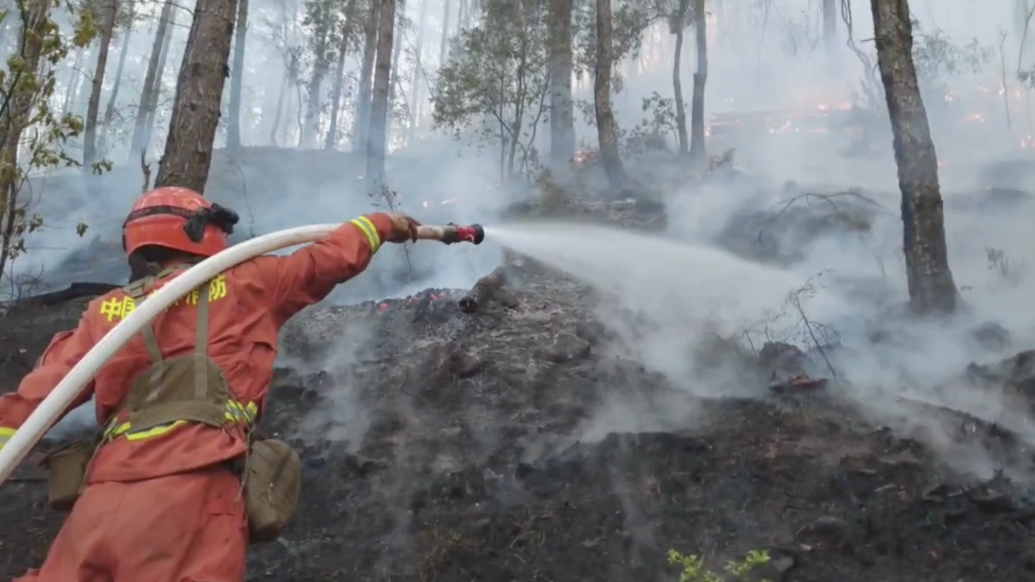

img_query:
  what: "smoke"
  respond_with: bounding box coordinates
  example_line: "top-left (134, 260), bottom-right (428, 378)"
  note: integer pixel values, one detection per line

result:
top-left (8, 0), bottom-right (1035, 494)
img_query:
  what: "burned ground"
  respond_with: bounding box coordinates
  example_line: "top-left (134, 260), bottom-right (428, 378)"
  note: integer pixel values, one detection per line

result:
top-left (2, 258), bottom-right (1035, 582)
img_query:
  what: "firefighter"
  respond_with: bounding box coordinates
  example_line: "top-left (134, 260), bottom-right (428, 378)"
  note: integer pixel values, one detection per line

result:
top-left (0, 186), bottom-right (421, 582)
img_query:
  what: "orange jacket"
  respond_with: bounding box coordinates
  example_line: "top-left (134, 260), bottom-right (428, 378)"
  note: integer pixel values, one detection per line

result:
top-left (0, 213), bottom-right (396, 483)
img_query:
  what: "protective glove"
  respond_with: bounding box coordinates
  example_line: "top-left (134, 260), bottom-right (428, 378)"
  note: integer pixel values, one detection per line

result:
top-left (384, 212), bottom-right (421, 243)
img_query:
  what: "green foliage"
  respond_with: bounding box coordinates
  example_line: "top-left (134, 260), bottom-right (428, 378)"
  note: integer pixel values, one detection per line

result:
top-left (911, 22), bottom-right (993, 82)
top-left (626, 91), bottom-right (680, 153)
top-left (0, 0), bottom-right (98, 284)
top-left (302, 0), bottom-right (364, 79)
top-left (432, 0), bottom-right (550, 179)
top-left (571, 0), bottom-right (661, 79)
top-left (667, 549), bottom-right (771, 582)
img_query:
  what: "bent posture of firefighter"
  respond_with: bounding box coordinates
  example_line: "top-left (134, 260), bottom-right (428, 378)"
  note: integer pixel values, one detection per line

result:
top-left (0, 187), bottom-right (421, 582)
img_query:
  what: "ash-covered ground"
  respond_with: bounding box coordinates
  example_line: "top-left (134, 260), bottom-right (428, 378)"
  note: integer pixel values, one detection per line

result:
top-left (3, 193), bottom-right (1035, 582)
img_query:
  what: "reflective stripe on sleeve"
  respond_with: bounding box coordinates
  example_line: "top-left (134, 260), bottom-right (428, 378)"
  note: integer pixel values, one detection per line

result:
top-left (350, 216), bottom-right (382, 253)
top-left (0, 427), bottom-right (15, 450)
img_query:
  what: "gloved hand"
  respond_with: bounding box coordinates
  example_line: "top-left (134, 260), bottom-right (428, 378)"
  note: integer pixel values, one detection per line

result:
top-left (384, 212), bottom-right (421, 243)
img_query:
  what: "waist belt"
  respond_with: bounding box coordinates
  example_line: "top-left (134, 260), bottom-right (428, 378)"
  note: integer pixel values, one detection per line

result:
top-left (103, 399), bottom-right (258, 442)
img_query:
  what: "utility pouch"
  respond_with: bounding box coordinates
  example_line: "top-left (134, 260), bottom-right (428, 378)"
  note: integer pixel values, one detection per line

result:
top-left (42, 438), bottom-right (99, 511)
top-left (242, 436), bottom-right (301, 544)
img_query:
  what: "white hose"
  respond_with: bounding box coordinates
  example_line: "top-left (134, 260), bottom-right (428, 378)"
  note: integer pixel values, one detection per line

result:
top-left (0, 223), bottom-right (349, 486)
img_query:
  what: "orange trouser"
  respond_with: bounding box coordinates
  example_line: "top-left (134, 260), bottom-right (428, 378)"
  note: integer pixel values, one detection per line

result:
top-left (16, 466), bottom-right (247, 582)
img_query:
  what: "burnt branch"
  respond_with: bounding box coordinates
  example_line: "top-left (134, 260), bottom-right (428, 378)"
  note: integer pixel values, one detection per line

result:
top-left (458, 267), bottom-right (517, 314)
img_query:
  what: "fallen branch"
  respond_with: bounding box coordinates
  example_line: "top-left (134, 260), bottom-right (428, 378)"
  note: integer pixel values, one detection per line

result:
top-left (458, 267), bottom-right (518, 313)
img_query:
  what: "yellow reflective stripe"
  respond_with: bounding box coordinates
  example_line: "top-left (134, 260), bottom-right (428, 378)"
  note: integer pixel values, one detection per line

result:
top-left (125, 420), bottom-right (188, 441)
top-left (350, 216), bottom-right (382, 253)
top-left (0, 427), bottom-right (15, 449)
top-left (103, 400), bottom-right (258, 441)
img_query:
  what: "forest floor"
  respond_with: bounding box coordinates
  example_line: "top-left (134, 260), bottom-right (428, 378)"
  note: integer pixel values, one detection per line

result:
top-left (2, 256), bottom-right (1035, 582)
top-left (4, 160), bottom-right (1035, 581)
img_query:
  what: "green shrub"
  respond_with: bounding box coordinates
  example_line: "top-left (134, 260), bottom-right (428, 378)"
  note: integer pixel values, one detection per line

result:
top-left (667, 549), bottom-right (771, 582)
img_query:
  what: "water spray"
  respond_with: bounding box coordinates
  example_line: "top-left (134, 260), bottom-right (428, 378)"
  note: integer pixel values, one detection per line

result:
top-left (0, 222), bottom-right (484, 487)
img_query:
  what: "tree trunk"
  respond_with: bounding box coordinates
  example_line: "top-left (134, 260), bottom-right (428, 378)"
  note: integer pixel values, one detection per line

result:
top-left (688, 0), bottom-right (707, 162)
top-left (62, 48), bottom-right (85, 117)
top-left (593, 0), bottom-right (626, 189)
top-left (0, 0), bottom-right (48, 278)
top-left (84, 0), bottom-right (119, 168)
top-left (326, 0), bottom-right (360, 150)
top-left (547, 0), bottom-right (574, 164)
top-left (438, 0), bottom-right (452, 65)
top-left (871, 0), bottom-right (957, 315)
top-left (458, 0), bottom-right (469, 29)
top-left (142, 14), bottom-right (175, 149)
top-left (270, 76), bottom-right (288, 145)
top-left (673, 26), bottom-right (688, 154)
top-left (155, 0), bottom-right (239, 191)
top-left (823, 0), bottom-right (836, 53)
top-left (388, 12), bottom-right (403, 109)
top-left (407, 0), bottom-right (429, 143)
top-left (98, 3), bottom-right (137, 158)
top-left (353, 0), bottom-right (381, 150)
top-left (226, 0), bottom-right (249, 149)
top-left (129, 0), bottom-right (175, 160)
top-left (365, 0), bottom-right (396, 194)
top-left (303, 14), bottom-right (329, 148)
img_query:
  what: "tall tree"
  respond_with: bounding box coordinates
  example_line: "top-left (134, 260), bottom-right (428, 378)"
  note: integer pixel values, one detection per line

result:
top-left (670, 0), bottom-right (690, 155)
top-left (688, 0), bottom-right (707, 162)
top-left (98, 1), bottom-right (136, 158)
top-left (226, 0), bottom-right (250, 148)
top-left (303, 0), bottom-right (334, 147)
top-left (870, 0), bottom-right (957, 314)
top-left (155, 0), bottom-right (239, 191)
top-left (353, 0), bottom-right (381, 150)
top-left (129, 0), bottom-right (175, 159)
top-left (84, 0), bottom-right (120, 168)
top-left (547, 0), bottom-right (574, 164)
top-left (365, 0), bottom-right (396, 193)
top-left (438, 0), bottom-right (452, 64)
top-left (593, 0), bottom-right (627, 190)
top-left (823, 0), bottom-right (836, 54)
top-left (408, 0), bottom-right (429, 143)
top-left (326, 0), bottom-right (361, 149)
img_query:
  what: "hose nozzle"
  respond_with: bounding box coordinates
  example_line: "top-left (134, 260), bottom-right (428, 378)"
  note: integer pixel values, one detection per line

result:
top-left (417, 224), bottom-right (485, 245)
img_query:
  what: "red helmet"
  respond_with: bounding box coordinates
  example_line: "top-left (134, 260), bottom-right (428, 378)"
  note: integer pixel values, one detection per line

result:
top-left (122, 187), bottom-right (239, 257)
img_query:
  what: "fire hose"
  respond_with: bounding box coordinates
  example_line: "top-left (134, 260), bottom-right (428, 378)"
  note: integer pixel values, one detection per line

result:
top-left (0, 222), bottom-right (484, 486)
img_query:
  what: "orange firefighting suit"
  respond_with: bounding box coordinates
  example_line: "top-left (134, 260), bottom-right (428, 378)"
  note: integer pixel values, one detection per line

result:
top-left (0, 213), bottom-right (398, 582)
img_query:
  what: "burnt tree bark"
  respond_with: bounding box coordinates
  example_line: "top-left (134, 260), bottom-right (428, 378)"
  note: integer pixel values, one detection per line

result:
top-left (155, 0), bottom-right (239, 191)
top-left (84, 0), bottom-right (119, 168)
top-left (688, 0), bottom-right (707, 162)
top-left (593, 0), bottom-right (627, 190)
top-left (129, 0), bottom-right (175, 160)
top-left (226, 0), bottom-right (250, 148)
top-left (365, 0), bottom-right (396, 194)
top-left (547, 0), bottom-right (575, 164)
top-left (871, 0), bottom-right (957, 315)
top-left (353, 0), bottom-right (381, 150)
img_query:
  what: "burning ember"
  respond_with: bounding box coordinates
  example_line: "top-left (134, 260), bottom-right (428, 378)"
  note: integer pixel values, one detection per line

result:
top-left (362, 288), bottom-right (468, 314)
top-left (571, 148), bottom-right (598, 166)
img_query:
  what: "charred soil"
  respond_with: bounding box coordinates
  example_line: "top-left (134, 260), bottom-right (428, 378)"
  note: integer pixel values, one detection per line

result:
top-left (1, 268), bottom-right (1034, 582)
